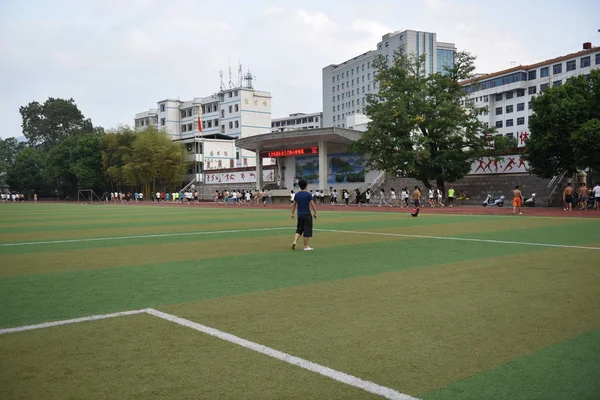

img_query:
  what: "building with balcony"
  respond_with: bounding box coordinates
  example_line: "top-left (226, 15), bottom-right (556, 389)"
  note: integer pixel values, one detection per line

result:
top-left (270, 112), bottom-right (323, 132)
top-left (461, 45), bottom-right (600, 146)
top-left (134, 86), bottom-right (274, 184)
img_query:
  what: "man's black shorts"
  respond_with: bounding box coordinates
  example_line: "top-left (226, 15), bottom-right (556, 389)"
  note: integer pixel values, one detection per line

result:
top-left (413, 199), bottom-right (420, 207)
top-left (447, 197), bottom-right (454, 203)
top-left (296, 214), bottom-right (313, 238)
top-left (565, 194), bottom-right (573, 203)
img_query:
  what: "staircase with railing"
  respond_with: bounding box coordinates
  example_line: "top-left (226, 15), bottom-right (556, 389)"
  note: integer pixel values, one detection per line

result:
top-left (349, 171), bottom-right (387, 203)
top-left (180, 177), bottom-right (198, 193)
top-left (546, 171), bottom-right (567, 206)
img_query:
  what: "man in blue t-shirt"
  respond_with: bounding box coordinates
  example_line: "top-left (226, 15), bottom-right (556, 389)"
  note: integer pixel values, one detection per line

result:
top-left (290, 179), bottom-right (318, 251)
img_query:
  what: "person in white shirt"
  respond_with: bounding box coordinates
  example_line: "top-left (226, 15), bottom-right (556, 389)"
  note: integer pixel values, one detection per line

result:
top-left (365, 189), bottom-right (371, 206)
top-left (139, 192), bottom-right (143, 202)
top-left (378, 188), bottom-right (388, 207)
top-left (593, 182), bottom-right (600, 210)
top-left (290, 190), bottom-right (295, 204)
top-left (428, 188), bottom-right (435, 207)
top-left (390, 188), bottom-right (397, 207)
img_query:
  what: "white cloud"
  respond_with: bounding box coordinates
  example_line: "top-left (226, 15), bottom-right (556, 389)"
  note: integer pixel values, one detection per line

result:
top-left (263, 6), bottom-right (282, 15)
top-left (296, 9), bottom-right (336, 32)
top-left (423, 0), bottom-right (446, 11)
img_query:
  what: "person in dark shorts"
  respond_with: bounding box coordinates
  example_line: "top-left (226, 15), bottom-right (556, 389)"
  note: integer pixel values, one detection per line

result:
top-left (412, 186), bottom-right (421, 208)
top-left (291, 180), bottom-right (317, 251)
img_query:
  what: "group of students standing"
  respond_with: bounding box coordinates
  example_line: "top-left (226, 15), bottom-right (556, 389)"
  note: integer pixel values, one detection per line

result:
top-left (215, 189), bottom-right (273, 206)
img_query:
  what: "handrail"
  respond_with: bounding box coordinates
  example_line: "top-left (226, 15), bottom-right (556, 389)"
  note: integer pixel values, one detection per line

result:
top-left (546, 171), bottom-right (566, 205)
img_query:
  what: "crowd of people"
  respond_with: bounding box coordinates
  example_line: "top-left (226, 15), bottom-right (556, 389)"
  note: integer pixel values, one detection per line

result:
top-left (213, 189), bottom-right (274, 206)
top-left (1, 192), bottom-right (31, 202)
top-left (563, 182), bottom-right (600, 211)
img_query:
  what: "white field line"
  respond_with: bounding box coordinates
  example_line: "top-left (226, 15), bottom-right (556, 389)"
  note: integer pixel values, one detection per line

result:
top-left (0, 308), bottom-right (419, 400)
top-left (145, 308), bottom-right (418, 400)
top-left (0, 309), bottom-right (147, 335)
top-left (0, 227), bottom-right (289, 247)
top-left (314, 229), bottom-right (600, 251)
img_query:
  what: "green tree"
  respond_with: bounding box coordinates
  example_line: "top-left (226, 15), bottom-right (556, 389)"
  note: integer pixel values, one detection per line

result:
top-left (101, 126), bottom-right (136, 191)
top-left (525, 70), bottom-right (600, 178)
top-left (0, 137), bottom-right (24, 186)
top-left (6, 146), bottom-right (46, 197)
top-left (352, 49), bottom-right (488, 194)
top-left (20, 98), bottom-right (93, 148)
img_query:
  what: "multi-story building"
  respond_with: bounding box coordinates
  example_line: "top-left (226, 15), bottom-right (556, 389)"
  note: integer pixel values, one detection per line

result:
top-left (461, 45), bottom-right (600, 146)
top-left (270, 112), bottom-right (323, 132)
top-left (322, 29), bottom-right (456, 128)
top-left (134, 86), bottom-right (273, 183)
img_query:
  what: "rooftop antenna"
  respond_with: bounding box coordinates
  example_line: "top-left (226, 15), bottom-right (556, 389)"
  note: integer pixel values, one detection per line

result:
top-left (510, 61), bottom-right (516, 68)
top-left (244, 67), bottom-right (254, 89)
top-left (237, 61), bottom-right (243, 88)
top-left (219, 70), bottom-right (225, 91)
top-left (228, 59), bottom-right (235, 89)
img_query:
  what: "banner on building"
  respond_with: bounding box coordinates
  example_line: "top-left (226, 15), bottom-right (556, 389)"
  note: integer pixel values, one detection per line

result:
top-left (204, 169), bottom-right (275, 184)
top-left (469, 155), bottom-right (529, 175)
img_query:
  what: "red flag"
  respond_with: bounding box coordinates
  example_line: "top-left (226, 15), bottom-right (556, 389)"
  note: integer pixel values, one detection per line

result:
top-left (198, 116), bottom-right (202, 133)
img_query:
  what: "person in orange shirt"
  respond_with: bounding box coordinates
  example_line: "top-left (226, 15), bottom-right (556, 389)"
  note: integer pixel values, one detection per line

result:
top-left (512, 185), bottom-right (523, 215)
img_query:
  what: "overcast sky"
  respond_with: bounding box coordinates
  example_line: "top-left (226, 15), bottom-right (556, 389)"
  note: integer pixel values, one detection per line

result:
top-left (1, 0), bottom-right (599, 139)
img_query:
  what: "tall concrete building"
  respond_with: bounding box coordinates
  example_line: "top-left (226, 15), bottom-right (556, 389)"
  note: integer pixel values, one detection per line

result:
top-left (134, 86), bottom-right (273, 183)
top-left (322, 30), bottom-right (456, 128)
top-left (461, 45), bottom-right (600, 146)
top-left (270, 112), bottom-right (323, 132)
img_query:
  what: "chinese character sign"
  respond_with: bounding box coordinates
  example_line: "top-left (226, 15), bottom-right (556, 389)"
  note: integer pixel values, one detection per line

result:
top-left (469, 155), bottom-right (529, 175)
top-left (204, 170), bottom-right (275, 184)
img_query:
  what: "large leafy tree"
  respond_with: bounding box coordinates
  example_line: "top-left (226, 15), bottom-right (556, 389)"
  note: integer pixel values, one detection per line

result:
top-left (353, 49), bottom-right (488, 193)
top-left (525, 70), bottom-right (600, 178)
top-left (0, 137), bottom-right (24, 186)
top-left (20, 97), bottom-right (93, 148)
top-left (101, 126), bottom-right (187, 194)
top-left (6, 146), bottom-right (46, 197)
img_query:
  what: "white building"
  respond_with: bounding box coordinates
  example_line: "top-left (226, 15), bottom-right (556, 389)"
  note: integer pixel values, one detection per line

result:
top-left (270, 112), bottom-right (323, 132)
top-left (323, 29), bottom-right (456, 128)
top-left (461, 45), bottom-right (600, 146)
top-left (134, 86), bottom-right (274, 184)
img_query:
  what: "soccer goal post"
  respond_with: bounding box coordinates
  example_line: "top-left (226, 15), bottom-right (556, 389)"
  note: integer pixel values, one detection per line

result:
top-left (77, 189), bottom-right (103, 204)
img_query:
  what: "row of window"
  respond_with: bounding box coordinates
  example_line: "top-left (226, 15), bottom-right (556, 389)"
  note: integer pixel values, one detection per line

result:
top-left (465, 52), bottom-right (600, 94)
top-left (495, 117), bottom-right (526, 128)
top-left (333, 97), bottom-right (367, 112)
top-left (271, 116), bottom-right (319, 127)
top-left (495, 102), bottom-right (528, 115)
top-left (333, 84), bottom-right (375, 102)
top-left (333, 108), bottom-right (366, 123)
top-left (333, 62), bottom-right (373, 83)
top-left (333, 73), bottom-right (374, 93)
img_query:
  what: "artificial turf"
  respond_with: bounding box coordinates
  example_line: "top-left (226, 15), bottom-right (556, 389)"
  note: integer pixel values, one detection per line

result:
top-left (1, 203), bottom-right (599, 399)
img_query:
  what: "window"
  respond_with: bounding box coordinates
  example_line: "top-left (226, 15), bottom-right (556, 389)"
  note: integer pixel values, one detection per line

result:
top-left (506, 119), bottom-right (514, 127)
top-left (367, 62), bottom-right (371, 68)
top-left (332, 96), bottom-right (335, 102)
top-left (596, 53), bottom-right (600, 65)
top-left (221, 124), bottom-right (225, 133)
top-left (566, 60), bottom-right (576, 71)
top-left (540, 67), bottom-right (549, 77)
top-left (180, 110), bottom-right (186, 118)
top-left (495, 107), bottom-right (503, 115)
top-left (505, 91), bottom-right (514, 99)
top-left (234, 90), bottom-right (238, 96)
top-left (506, 105), bottom-right (513, 113)
top-left (221, 110), bottom-right (225, 118)
top-left (228, 92), bottom-right (232, 98)
top-left (552, 64), bottom-right (562, 74)
top-left (367, 73), bottom-right (371, 80)
top-left (496, 121), bottom-right (503, 128)
top-left (528, 101), bottom-right (533, 110)
top-left (528, 70), bottom-right (536, 80)
top-left (517, 103), bottom-right (525, 111)
top-left (228, 121), bottom-right (233, 129)
top-left (362, 87), bottom-right (365, 93)
top-left (160, 118), bottom-right (165, 126)
top-left (581, 56), bottom-right (591, 68)
top-left (181, 124), bottom-right (186, 132)
top-left (228, 105), bottom-right (232, 113)
top-left (495, 93), bottom-right (503, 101)
top-left (333, 77), bottom-right (335, 83)
top-left (234, 104), bottom-right (239, 112)
top-left (517, 89), bottom-right (525, 97)
top-left (234, 121), bottom-right (239, 128)
top-left (188, 123), bottom-right (192, 131)
top-left (160, 104), bottom-right (165, 112)
top-left (553, 80), bottom-right (562, 87)
top-left (362, 76), bottom-right (365, 82)
top-left (540, 83), bottom-right (549, 91)
top-left (342, 83), bottom-right (345, 89)
top-left (528, 86), bottom-right (537, 95)
top-left (484, 95), bottom-right (489, 102)
top-left (315, 117), bottom-right (319, 122)
top-left (517, 117), bottom-right (525, 125)
top-left (362, 65), bottom-right (365, 71)
top-left (368, 84), bottom-right (371, 91)
top-left (506, 132), bottom-right (514, 140)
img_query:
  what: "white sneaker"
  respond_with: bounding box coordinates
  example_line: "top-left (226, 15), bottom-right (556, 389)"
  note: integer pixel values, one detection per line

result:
top-left (303, 247), bottom-right (314, 251)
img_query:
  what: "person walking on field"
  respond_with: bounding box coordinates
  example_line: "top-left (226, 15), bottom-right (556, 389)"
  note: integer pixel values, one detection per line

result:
top-left (291, 180), bottom-right (317, 251)
top-left (563, 183), bottom-right (574, 212)
top-left (592, 182), bottom-right (600, 210)
top-left (512, 185), bottom-right (523, 215)
top-left (412, 186), bottom-right (421, 208)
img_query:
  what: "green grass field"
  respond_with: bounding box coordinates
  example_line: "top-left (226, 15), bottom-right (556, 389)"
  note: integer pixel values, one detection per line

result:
top-left (1, 203), bottom-right (599, 399)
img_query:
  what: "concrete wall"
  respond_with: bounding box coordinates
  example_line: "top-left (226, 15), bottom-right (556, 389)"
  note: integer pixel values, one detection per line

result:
top-left (383, 173), bottom-right (561, 206)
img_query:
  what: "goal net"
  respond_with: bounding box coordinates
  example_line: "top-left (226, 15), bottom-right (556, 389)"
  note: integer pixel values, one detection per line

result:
top-left (77, 189), bottom-right (103, 204)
